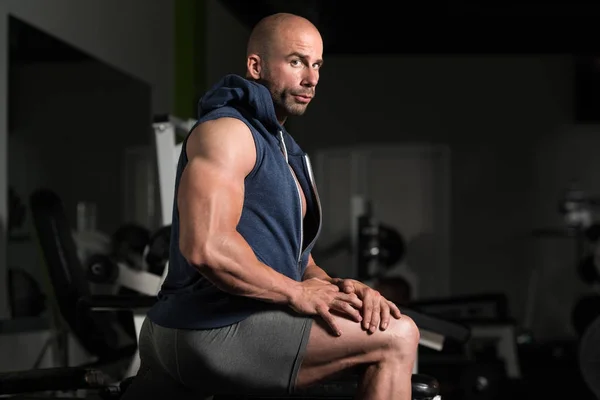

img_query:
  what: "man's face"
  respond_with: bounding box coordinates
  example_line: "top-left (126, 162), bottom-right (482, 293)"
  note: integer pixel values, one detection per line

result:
top-left (254, 27), bottom-right (323, 119)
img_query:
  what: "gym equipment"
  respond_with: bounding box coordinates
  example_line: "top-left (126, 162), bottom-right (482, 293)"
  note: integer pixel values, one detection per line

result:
top-left (111, 223), bottom-right (151, 268)
top-left (558, 184), bottom-right (599, 230)
top-left (144, 224), bottom-right (171, 275)
top-left (7, 267), bottom-right (46, 318)
top-left (29, 189), bottom-right (144, 362)
top-left (527, 184), bottom-right (600, 398)
top-left (533, 184), bottom-right (600, 269)
top-left (357, 213), bottom-right (406, 279)
top-left (411, 293), bottom-right (510, 323)
top-left (0, 367), bottom-right (109, 396)
top-left (579, 314), bottom-right (600, 399)
top-left (86, 253), bottom-right (120, 284)
top-left (350, 196), bottom-right (407, 281)
top-left (153, 115), bottom-right (194, 227)
top-left (412, 293), bottom-right (523, 394)
top-left (81, 222), bottom-right (154, 285)
top-left (82, 223), bottom-right (164, 293)
top-left (0, 188), bottom-right (164, 398)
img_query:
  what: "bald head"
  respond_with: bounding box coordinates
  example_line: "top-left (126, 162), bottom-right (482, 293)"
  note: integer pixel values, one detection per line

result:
top-left (246, 13), bottom-right (320, 60)
top-left (245, 13), bottom-right (323, 124)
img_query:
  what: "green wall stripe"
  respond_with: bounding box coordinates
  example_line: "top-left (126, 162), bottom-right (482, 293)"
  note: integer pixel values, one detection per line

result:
top-left (194, 0), bottom-right (207, 108)
top-left (174, 0), bottom-right (205, 119)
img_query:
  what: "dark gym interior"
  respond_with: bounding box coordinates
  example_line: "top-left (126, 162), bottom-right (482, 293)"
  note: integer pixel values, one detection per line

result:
top-left (1, 0), bottom-right (600, 399)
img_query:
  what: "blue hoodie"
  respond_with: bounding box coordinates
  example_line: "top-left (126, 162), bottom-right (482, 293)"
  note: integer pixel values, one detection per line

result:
top-left (147, 75), bottom-right (323, 329)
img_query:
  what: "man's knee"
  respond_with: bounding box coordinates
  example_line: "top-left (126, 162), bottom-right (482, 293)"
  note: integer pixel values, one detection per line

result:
top-left (384, 315), bottom-right (420, 356)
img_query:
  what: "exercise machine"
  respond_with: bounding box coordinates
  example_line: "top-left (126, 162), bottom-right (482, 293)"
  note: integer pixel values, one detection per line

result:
top-left (350, 195), bottom-right (531, 398)
top-left (534, 183), bottom-right (600, 398)
top-left (153, 115), bottom-right (195, 228)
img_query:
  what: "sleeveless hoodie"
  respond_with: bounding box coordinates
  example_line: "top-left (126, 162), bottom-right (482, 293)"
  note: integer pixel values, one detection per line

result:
top-left (147, 74), bottom-right (323, 329)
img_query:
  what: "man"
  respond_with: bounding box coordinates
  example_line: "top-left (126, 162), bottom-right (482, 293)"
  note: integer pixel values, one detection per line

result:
top-left (136, 12), bottom-right (420, 400)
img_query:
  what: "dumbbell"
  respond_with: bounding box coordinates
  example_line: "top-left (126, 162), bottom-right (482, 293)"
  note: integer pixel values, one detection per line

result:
top-left (357, 216), bottom-right (405, 279)
top-left (111, 223), bottom-right (151, 268)
top-left (86, 254), bottom-right (119, 284)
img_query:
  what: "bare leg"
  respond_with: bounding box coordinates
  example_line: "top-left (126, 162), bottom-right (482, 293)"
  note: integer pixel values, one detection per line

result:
top-left (295, 313), bottom-right (420, 400)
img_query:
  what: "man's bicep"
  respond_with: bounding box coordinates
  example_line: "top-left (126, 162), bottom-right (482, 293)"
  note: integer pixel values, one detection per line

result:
top-left (177, 118), bottom-right (256, 257)
top-left (178, 157), bottom-right (244, 227)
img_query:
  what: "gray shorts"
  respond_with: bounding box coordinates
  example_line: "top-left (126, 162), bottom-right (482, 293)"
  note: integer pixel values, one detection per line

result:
top-left (139, 309), bottom-right (313, 396)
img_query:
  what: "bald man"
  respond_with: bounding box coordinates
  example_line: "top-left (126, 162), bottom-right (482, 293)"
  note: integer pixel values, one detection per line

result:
top-left (136, 13), bottom-right (419, 400)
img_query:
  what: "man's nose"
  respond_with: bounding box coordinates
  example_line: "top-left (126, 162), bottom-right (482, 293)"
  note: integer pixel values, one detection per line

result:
top-left (302, 68), bottom-right (319, 87)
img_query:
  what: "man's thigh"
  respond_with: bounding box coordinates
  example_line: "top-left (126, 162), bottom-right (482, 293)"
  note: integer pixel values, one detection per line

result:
top-left (174, 308), bottom-right (313, 395)
top-left (296, 312), bottom-right (417, 388)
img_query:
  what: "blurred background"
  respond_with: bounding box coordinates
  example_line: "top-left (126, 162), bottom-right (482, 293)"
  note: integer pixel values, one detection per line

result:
top-left (1, 1), bottom-right (600, 399)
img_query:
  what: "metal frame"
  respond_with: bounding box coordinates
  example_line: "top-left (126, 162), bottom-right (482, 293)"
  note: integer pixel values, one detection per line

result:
top-left (152, 116), bottom-right (195, 227)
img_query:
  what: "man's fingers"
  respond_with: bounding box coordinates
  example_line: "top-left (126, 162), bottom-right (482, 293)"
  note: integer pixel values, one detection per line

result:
top-left (337, 293), bottom-right (362, 309)
top-left (362, 295), bottom-right (373, 331)
top-left (328, 283), bottom-right (341, 292)
top-left (369, 298), bottom-right (381, 333)
top-left (332, 278), bottom-right (354, 293)
top-left (342, 281), bottom-right (354, 294)
top-left (331, 300), bottom-right (362, 323)
top-left (317, 306), bottom-right (341, 337)
top-left (379, 301), bottom-right (391, 331)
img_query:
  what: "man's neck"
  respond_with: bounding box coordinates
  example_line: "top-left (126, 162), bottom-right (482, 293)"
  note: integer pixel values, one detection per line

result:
top-left (275, 109), bottom-right (287, 126)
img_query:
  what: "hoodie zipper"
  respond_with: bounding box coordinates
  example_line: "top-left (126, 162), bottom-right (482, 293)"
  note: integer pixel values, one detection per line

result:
top-left (279, 130), bottom-right (304, 264)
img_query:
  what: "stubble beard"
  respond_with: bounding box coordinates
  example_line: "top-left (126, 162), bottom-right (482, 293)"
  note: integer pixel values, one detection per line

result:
top-left (259, 76), bottom-right (309, 118)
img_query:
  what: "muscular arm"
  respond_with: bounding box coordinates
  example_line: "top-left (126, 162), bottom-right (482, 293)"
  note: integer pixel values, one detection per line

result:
top-left (178, 117), bottom-right (301, 305)
top-left (303, 254), bottom-right (335, 283)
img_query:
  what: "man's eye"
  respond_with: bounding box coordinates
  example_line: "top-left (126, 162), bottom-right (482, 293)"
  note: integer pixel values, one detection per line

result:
top-left (291, 59), bottom-right (302, 66)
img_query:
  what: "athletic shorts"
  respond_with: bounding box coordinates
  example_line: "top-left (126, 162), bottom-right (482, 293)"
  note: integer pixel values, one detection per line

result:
top-left (139, 309), bottom-right (314, 396)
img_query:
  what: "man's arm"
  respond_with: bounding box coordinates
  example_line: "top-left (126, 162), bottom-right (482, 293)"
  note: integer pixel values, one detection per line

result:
top-left (303, 254), bottom-right (336, 283)
top-left (178, 117), bottom-right (302, 305)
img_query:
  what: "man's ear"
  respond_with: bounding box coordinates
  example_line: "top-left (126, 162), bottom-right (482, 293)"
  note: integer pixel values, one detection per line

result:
top-left (246, 54), bottom-right (262, 79)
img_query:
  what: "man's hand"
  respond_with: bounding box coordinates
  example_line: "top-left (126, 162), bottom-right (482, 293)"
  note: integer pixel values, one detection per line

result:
top-left (333, 278), bottom-right (402, 333)
top-left (289, 278), bottom-right (363, 336)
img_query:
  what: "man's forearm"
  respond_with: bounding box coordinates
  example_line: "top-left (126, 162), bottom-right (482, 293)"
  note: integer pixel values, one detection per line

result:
top-left (303, 262), bottom-right (334, 282)
top-left (186, 232), bottom-right (301, 305)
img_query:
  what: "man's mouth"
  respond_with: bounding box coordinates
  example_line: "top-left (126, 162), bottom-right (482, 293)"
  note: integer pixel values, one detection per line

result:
top-left (293, 94), bottom-right (313, 103)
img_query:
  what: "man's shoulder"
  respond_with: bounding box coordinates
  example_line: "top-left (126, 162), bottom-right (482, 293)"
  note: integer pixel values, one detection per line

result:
top-left (198, 104), bottom-right (247, 123)
top-left (186, 116), bottom-right (256, 166)
top-left (192, 115), bottom-right (251, 139)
